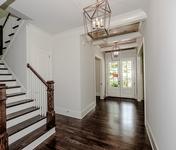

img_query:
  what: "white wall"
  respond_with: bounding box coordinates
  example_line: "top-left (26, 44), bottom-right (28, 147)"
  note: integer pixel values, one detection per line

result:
top-left (144, 0), bottom-right (176, 149)
top-left (52, 28), bottom-right (82, 119)
top-left (80, 36), bottom-right (96, 118)
top-left (0, 17), bottom-right (6, 26)
top-left (52, 29), bottom-right (103, 119)
top-left (26, 23), bottom-right (53, 80)
top-left (94, 47), bottom-right (106, 99)
top-left (4, 22), bottom-right (27, 89)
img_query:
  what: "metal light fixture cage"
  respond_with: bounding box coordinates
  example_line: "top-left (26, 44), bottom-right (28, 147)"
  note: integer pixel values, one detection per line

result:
top-left (83, 0), bottom-right (111, 40)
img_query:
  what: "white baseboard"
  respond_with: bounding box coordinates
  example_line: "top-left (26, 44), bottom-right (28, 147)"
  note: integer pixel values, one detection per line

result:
top-left (81, 101), bottom-right (96, 119)
top-left (22, 127), bottom-right (56, 150)
top-left (55, 101), bottom-right (96, 119)
top-left (55, 106), bottom-right (82, 119)
top-left (146, 121), bottom-right (159, 150)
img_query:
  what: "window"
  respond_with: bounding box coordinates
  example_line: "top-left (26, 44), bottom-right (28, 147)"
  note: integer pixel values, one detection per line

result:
top-left (122, 61), bottom-right (132, 88)
top-left (109, 62), bottom-right (120, 88)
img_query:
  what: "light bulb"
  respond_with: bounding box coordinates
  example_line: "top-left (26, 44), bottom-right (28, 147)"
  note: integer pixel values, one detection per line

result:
top-left (113, 51), bottom-right (119, 57)
top-left (92, 20), bottom-right (96, 29)
top-left (100, 18), bottom-right (104, 27)
top-left (95, 18), bottom-right (99, 28)
top-left (97, 20), bottom-right (100, 28)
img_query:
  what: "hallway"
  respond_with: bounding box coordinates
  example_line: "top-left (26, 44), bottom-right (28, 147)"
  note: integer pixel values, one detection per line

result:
top-left (36, 98), bottom-right (152, 150)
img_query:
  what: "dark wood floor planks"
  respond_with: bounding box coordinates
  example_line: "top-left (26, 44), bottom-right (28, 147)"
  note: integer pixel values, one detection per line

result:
top-left (36, 97), bottom-right (152, 150)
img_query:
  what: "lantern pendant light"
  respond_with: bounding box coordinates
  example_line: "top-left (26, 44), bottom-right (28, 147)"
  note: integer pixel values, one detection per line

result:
top-left (83, 0), bottom-right (111, 40)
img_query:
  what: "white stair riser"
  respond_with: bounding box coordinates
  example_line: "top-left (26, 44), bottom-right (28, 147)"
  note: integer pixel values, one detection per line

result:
top-left (0, 81), bottom-right (17, 87)
top-left (22, 128), bottom-right (55, 150)
top-left (0, 70), bottom-right (9, 74)
top-left (7, 102), bottom-right (34, 115)
top-left (0, 75), bottom-right (12, 80)
top-left (0, 65), bottom-right (5, 68)
top-left (7, 109), bottom-right (40, 128)
top-left (7, 95), bottom-right (26, 104)
top-left (6, 88), bottom-right (21, 95)
top-left (9, 119), bottom-right (46, 144)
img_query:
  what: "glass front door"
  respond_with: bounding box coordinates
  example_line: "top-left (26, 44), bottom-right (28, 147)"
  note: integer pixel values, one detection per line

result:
top-left (107, 58), bottom-right (136, 98)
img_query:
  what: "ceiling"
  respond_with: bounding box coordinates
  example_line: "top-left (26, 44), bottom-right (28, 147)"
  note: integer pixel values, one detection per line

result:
top-left (0, 0), bottom-right (6, 5)
top-left (93, 22), bottom-right (142, 52)
top-left (10, 0), bottom-right (148, 34)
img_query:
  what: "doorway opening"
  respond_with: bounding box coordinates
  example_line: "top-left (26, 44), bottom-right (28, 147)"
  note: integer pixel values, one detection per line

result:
top-left (95, 57), bottom-right (101, 100)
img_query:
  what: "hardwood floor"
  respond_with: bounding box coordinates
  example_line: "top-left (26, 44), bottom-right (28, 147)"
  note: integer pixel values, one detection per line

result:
top-left (36, 98), bottom-right (152, 150)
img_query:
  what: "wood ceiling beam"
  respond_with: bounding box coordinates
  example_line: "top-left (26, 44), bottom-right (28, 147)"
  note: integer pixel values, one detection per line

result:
top-left (105, 48), bottom-right (137, 53)
top-left (92, 32), bottom-right (142, 46)
top-left (100, 42), bottom-right (138, 52)
top-left (89, 22), bottom-right (140, 40)
top-left (99, 38), bottom-right (137, 48)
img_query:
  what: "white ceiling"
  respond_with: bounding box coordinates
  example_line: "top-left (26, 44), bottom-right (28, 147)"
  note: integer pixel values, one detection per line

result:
top-left (0, 0), bottom-right (6, 5)
top-left (11, 0), bottom-right (148, 34)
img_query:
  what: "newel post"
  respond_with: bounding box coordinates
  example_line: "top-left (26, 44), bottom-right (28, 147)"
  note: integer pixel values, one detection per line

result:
top-left (46, 81), bottom-right (56, 130)
top-left (0, 84), bottom-right (8, 150)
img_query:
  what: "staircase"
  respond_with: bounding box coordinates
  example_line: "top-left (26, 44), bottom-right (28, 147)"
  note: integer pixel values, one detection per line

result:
top-left (0, 13), bottom-right (22, 56)
top-left (0, 62), bottom-right (55, 150)
top-left (0, 13), bottom-right (55, 150)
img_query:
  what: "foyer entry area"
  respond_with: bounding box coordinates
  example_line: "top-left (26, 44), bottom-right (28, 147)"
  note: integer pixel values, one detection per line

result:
top-left (36, 98), bottom-right (152, 150)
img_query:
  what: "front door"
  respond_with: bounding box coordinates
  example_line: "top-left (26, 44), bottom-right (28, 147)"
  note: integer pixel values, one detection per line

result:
top-left (107, 58), bottom-right (136, 98)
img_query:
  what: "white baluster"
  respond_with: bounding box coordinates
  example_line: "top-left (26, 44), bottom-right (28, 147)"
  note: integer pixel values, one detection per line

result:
top-left (27, 66), bottom-right (48, 117)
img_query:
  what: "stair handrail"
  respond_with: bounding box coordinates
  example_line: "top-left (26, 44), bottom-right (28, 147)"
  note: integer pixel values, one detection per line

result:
top-left (27, 63), bottom-right (55, 129)
top-left (3, 13), bottom-right (11, 29)
top-left (0, 26), bottom-right (3, 55)
top-left (0, 84), bottom-right (8, 150)
top-left (1, 13), bottom-right (10, 55)
top-left (27, 63), bottom-right (48, 87)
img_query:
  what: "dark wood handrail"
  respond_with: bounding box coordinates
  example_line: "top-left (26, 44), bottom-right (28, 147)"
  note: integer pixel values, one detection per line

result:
top-left (3, 13), bottom-right (11, 29)
top-left (27, 63), bottom-right (48, 87)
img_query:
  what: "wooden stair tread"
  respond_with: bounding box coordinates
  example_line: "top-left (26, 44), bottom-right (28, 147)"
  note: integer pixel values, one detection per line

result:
top-left (8, 115), bottom-right (46, 136)
top-left (17, 18), bottom-right (21, 21)
top-left (12, 25), bottom-right (19, 29)
top-left (7, 99), bottom-right (33, 108)
top-left (0, 73), bottom-right (12, 75)
top-left (8, 33), bottom-right (15, 36)
top-left (0, 79), bottom-right (16, 82)
top-left (7, 107), bottom-right (39, 121)
top-left (0, 68), bottom-right (8, 70)
top-left (7, 92), bottom-right (26, 98)
top-left (6, 86), bottom-right (21, 89)
top-left (5, 40), bottom-right (10, 43)
top-left (9, 125), bottom-right (48, 150)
